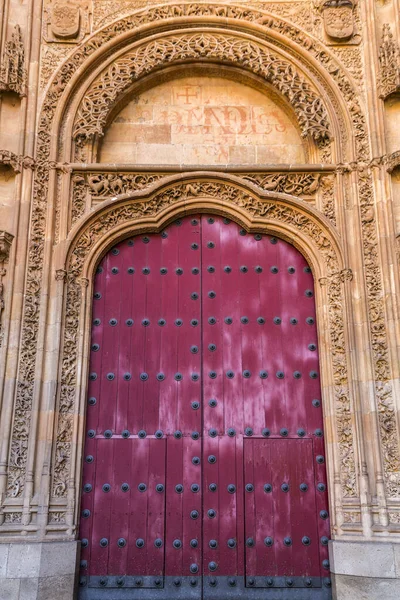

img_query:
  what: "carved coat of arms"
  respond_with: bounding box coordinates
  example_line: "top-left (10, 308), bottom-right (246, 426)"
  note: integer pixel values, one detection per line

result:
top-left (322, 0), bottom-right (354, 41)
top-left (50, 3), bottom-right (81, 39)
top-left (43, 0), bottom-right (91, 43)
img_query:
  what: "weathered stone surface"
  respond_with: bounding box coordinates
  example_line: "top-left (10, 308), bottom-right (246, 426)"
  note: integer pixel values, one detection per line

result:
top-left (332, 574), bottom-right (400, 600)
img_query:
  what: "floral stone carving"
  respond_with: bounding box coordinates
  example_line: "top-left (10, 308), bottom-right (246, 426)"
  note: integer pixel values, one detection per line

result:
top-left (73, 33), bottom-right (332, 149)
top-left (0, 25), bottom-right (27, 96)
top-left (378, 24), bottom-right (400, 100)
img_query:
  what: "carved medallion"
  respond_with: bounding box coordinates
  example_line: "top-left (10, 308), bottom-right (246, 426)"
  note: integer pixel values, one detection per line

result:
top-left (322, 0), bottom-right (354, 42)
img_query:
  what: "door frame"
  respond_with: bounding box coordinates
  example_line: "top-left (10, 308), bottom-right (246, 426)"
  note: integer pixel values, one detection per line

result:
top-left (54, 173), bottom-right (354, 547)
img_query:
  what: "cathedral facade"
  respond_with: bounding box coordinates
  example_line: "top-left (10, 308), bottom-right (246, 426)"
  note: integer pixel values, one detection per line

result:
top-left (0, 1), bottom-right (400, 599)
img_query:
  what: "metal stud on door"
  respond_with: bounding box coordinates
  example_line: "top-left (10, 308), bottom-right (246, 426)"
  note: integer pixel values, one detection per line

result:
top-left (79, 215), bottom-right (331, 599)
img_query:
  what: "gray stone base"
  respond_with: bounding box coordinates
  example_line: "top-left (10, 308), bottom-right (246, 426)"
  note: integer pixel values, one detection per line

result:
top-left (1, 539), bottom-right (400, 599)
top-left (329, 540), bottom-right (400, 600)
top-left (0, 541), bottom-right (80, 600)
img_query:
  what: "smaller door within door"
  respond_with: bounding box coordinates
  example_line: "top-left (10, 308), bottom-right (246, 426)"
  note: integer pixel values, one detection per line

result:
top-left (244, 439), bottom-right (331, 594)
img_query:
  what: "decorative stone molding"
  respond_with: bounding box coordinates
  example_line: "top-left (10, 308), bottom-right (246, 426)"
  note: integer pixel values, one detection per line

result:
top-left (0, 231), bottom-right (14, 347)
top-left (7, 3), bottom-right (366, 499)
top-left (73, 33), bottom-right (332, 149)
top-left (0, 151), bottom-right (35, 173)
top-left (358, 170), bottom-right (400, 497)
top-left (50, 176), bottom-right (356, 508)
top-left (0, 25), bottom-right (27, 97)
top-left (378, 24), bottom-right (400, 100)
top-left (43, 0), bottom-right (92, 44)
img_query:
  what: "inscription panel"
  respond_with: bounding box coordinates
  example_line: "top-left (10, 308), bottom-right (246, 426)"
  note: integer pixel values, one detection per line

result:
top-left (100, 76), bottom-right (306, 165)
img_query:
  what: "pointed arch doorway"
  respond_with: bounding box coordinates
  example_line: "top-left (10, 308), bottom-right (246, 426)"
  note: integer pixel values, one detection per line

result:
top-left (79, 214), bottom-right (331, 599)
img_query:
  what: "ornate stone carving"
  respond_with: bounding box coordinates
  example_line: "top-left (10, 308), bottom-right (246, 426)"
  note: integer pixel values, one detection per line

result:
top-left (321, 0), bottom-right (355, 42)
top-left (389, 512), bottom-right (400, 525)
top-left (40, 45), bottom-right (72, 89)
top-left (0, 151), bottom-right (20, 172)
top-left (378, 24), bottom-right (400, 100)
top-left (48, 511), bottom-right (66, 524)
top-left (43, 0), bottom-right (92, 44)
top-left (73, 171), bottom-right (322, 214)
top-left (240, 173), bottom-right (322, 197)
top-left (71, 174), bottom-right (86, 225)
top-left (4, 512), bottom-right (22, 524)
top-left (51, 178), bottom-right (356, 502)
top-left (73, 33), bottom-right (332, 148)
top-left (9, 3), bottom-right (365, 498)
top-left (0, 231), bottom-right (13, 264)
top-left (319, 268), bottom-right (356, 497)
top-left (0, 25), bottom-right (27, 96)
top-left (0, 231), bottom-right (14, 348)
top-left (343, 511), bottom-right (361, 524)
top-left (386, 151), bottom-right (400, 174)
top-left (358, 170), bottom-right (400, 497)
top-left (320, 174), bottom-right (336, 224)
top-left (0, 151), bottom-right (35, 173)
top-left (94, 1), bottom-right (316, 33)
top-left (55, 269), bottom-right (67, 281)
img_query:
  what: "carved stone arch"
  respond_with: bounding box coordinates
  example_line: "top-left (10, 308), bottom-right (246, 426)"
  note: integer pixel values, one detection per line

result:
top-left (45, 3), bottom-right (368, 166)
top-left (70, 30), bottom-right (333, 153)
top-left (91, 63), bottom-right (317, 165)
top-left (52, 174), bottom-right (357, 534)
top-left (8, 2), bottom-right (368, 506)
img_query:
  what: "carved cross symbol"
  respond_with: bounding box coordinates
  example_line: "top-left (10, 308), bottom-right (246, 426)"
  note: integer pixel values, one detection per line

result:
top-left (177, 86), bottom-right (199, 105)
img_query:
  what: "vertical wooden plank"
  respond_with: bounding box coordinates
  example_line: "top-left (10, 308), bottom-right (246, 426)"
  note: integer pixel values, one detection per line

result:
top-left (165, 436), bottom-right (184, 576)
top-left (147, 438), bottom-right (166, 575)
top-left (90, 438), bottom-right (114, 576)
top-left (126, 439), bottom-right (149, 575)
top-left (108, 438), bottom-right (131, 575)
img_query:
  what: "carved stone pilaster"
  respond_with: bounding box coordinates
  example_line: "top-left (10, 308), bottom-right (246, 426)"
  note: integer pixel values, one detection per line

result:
top-left (378, 24), bottom-right (400, 100)
top-left (0, 25), bottom-right (27, 97)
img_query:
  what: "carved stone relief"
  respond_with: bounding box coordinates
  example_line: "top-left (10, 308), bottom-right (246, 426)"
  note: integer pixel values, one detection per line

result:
top-left (71, 171), bottom-right (324, 224)
top-left (6, 3), bottom-right (366, 501)
top-left (321, 0), bottom-right (355, 42)
top-left (0, 25), bottom-right (27, 97)
top-left (0, 231), bottom-right (14, 348)
top-left (0, 151), bottom-right (35, 173)
top-left (51, 178), bottom-right (357, 506)
top-left (358, 169), bottom-right (400, 497)
top-left (378, 24), bottom-right (400, 100)
top-left (43, 0), bottom-right (92, 43)
top-left (73, 33), bottom-right (332, 149)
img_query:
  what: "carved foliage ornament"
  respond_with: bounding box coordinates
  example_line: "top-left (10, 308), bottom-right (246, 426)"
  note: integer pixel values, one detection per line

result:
top-left (0, 25), bottom-right (27, 96)
top-left (0, 231), bottom-right (14, 348)
top-left (8, 3), bottom-right (365, 499)
top-left (73, 33), bottom-right (332, 148)
top-left (378, 24), bottom-right (400, 100)
top-left (358, 171), bottom-right (400, 497)
top-left (51, 180), bottom-right (356, 502)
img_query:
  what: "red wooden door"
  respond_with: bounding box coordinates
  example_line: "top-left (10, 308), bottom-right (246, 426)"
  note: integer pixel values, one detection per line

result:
top-left (79, 215), bottom-right (332, 599)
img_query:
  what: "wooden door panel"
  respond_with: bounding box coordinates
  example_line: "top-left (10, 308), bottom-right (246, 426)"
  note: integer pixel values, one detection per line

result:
top-left (79, 214), bottom-right (331, 600)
